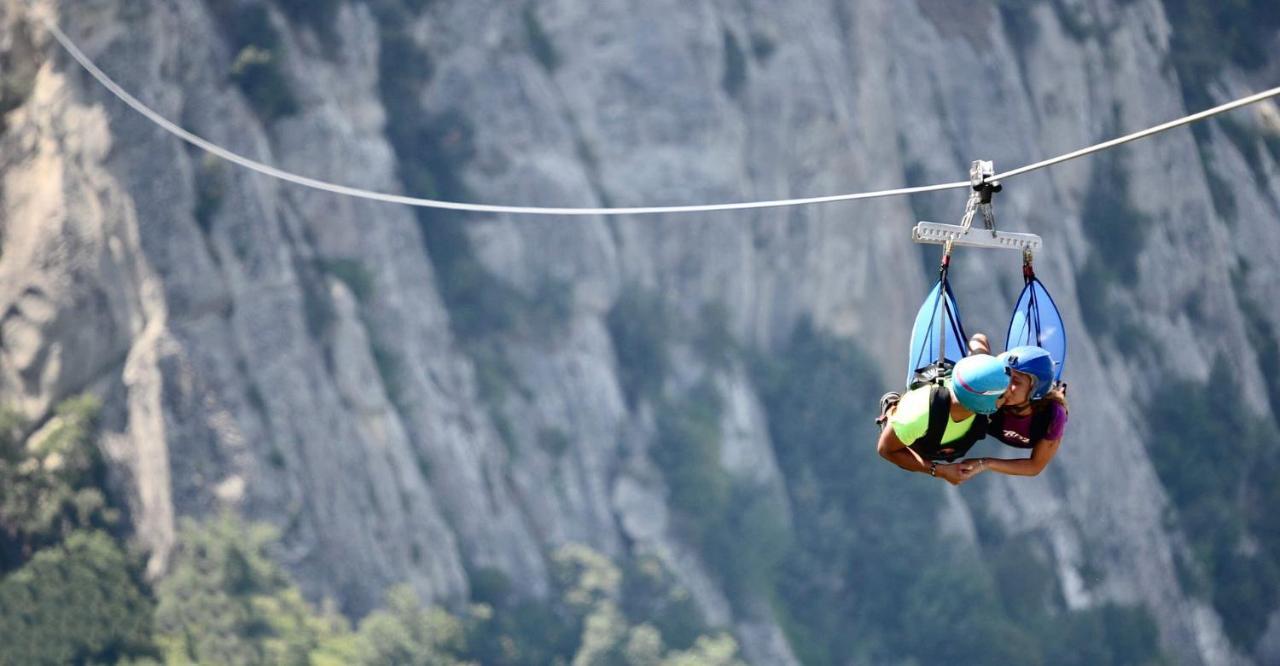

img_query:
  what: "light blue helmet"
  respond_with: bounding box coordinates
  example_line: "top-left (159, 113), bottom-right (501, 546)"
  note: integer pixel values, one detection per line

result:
top-left (999, 346), bottom-right (1055, 400)
top-left (951, 354), bottom-right (1011, 415)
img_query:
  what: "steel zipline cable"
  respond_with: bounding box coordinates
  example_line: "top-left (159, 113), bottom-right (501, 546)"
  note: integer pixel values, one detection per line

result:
top-left (39, 14), bottom-right (1280, 217)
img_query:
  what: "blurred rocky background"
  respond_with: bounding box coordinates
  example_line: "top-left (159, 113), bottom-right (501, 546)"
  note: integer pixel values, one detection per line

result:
top-left (1, 0), bottom-right (1279, 663)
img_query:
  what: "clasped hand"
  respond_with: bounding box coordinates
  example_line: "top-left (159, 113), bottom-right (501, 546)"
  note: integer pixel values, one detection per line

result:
top-left (933, 459), bottom-right (987, 485)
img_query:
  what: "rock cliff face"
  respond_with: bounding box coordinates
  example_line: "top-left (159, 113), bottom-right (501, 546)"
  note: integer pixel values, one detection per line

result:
top-left (2, 0), bottom-right (1278, 663)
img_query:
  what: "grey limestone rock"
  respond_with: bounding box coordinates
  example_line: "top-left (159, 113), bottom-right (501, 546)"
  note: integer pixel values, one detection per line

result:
top-left (2, 0), bottom-right (1278, 662)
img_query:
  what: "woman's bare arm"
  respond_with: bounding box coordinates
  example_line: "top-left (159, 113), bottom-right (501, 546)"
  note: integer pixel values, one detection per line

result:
top-left (877, 424), bottom-right (929, 472)
top-left (964, 437), bottom-right (1061, 477)
top-left (877, 425), bottom-right (966, 483)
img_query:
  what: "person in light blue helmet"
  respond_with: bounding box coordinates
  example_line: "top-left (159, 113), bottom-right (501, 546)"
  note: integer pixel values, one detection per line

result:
top-left (876, 354), bottom-right (1012, 485)
top-left (958, 339), bottom-right (1069, 480)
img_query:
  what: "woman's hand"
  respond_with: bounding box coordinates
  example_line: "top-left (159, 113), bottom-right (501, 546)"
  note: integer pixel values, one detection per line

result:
top-left (1048, 383), bottom-right (1069, 412)
top-left (959, 458), bottom-right (988, 478)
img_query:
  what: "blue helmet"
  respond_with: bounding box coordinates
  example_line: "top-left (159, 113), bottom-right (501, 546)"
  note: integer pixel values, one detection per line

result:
top-left (999, 346), bottom-right (1055, 400)
top-left (951, 354), bottom-right (1010, 415)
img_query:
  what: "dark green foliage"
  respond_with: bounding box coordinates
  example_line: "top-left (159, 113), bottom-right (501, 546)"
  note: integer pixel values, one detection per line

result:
top-left (465, 561), bottom-right (579, 666)
top-left (522, 5), bottom-right (560, 73)
top-left (0, 397), bottom-right (156, 664)
top-left (416, 213), bottom-right (572, 350)
top-left (0, 18), bottom-right (39, 134)
top-left (421, 218), bottom-right (524, 339)
top-left (619, 555), bottom-right (709, 651)
top-left (209, 1), bottom-right (299, 120)
top-left (0, 530), bottom-right (156, 666)
top-left (607, 287), bottom-right (671, 407)
top-left (462, 544), bottom-right (736, 665)
top-left (0, 396), bottom-right (116, 574)
top-left (468, 566), bottom-right (513, 607)
top-left (721, 29), bottom-right (747, 97)
top-left (154, 513), bottom-right (356, 664)
top-left (467, 597), bottom-right (578, 665)
top-left (351, 585), bottom-right (472, 665)
top-left (1145, 358), bottom-right (1280, 650)
top-left (654, 383), bottom-right (728, 519)
top-left (989, 535), bottom-right (1058, 619)
top-left (1045, 604), bottom-right (1167, 666)
top-left (230, 45), bottom-right (299, 121)
top-left (705, 481), bottom-right (791, 605)
top-left (652, 382), bottom-right (791, 607)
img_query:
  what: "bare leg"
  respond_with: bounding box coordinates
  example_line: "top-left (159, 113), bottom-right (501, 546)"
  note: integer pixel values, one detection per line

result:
top-left (968, 333), bottom-right (990, 355)
top-left (876, 393), bottom-right (900, 429)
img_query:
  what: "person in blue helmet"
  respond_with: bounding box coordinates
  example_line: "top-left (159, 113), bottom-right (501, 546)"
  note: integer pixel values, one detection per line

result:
top-left (876, 354), bottom-right (1012, 485)
top-left (958, 337), bottom-right (1069, 479)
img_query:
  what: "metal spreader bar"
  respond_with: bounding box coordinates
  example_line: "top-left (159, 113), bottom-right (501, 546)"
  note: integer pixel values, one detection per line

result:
top-left (912, 159), bottom-right (1042, 253)
top-left (912, 221), bottom-right (1042, 252)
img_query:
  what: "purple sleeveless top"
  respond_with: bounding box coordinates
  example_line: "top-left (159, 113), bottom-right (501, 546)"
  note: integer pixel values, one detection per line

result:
top-left (989, 401), bottom-right (1067, 448)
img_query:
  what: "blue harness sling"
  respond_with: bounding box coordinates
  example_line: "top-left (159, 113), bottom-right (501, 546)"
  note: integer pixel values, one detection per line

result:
top-left (1006, 259), bottom-right (1067, 384)
top-left (902, 160), bottom-right (1067, 457)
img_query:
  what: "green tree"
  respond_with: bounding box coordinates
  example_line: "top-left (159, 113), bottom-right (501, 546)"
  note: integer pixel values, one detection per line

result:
top-left (154, 513), bottom-right (355, 665)
top-left (0, 396), bottom-right (116, 573)
top-left (351, 585), bottom-right (474, 666)
top-left (552, 544), bottom-right (744, 666)
top-left (0, 397), bottom-right (157, 664)
top-left (0, 530), bottom-right (155, 665)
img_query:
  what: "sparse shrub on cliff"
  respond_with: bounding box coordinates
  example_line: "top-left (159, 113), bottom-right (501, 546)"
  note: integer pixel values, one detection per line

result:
top-left (209, 2), bottom-right (299, 121)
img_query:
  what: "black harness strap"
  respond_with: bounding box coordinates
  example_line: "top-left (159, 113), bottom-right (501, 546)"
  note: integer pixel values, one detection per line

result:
top-left (913, 384), bottom-right (988, 462)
